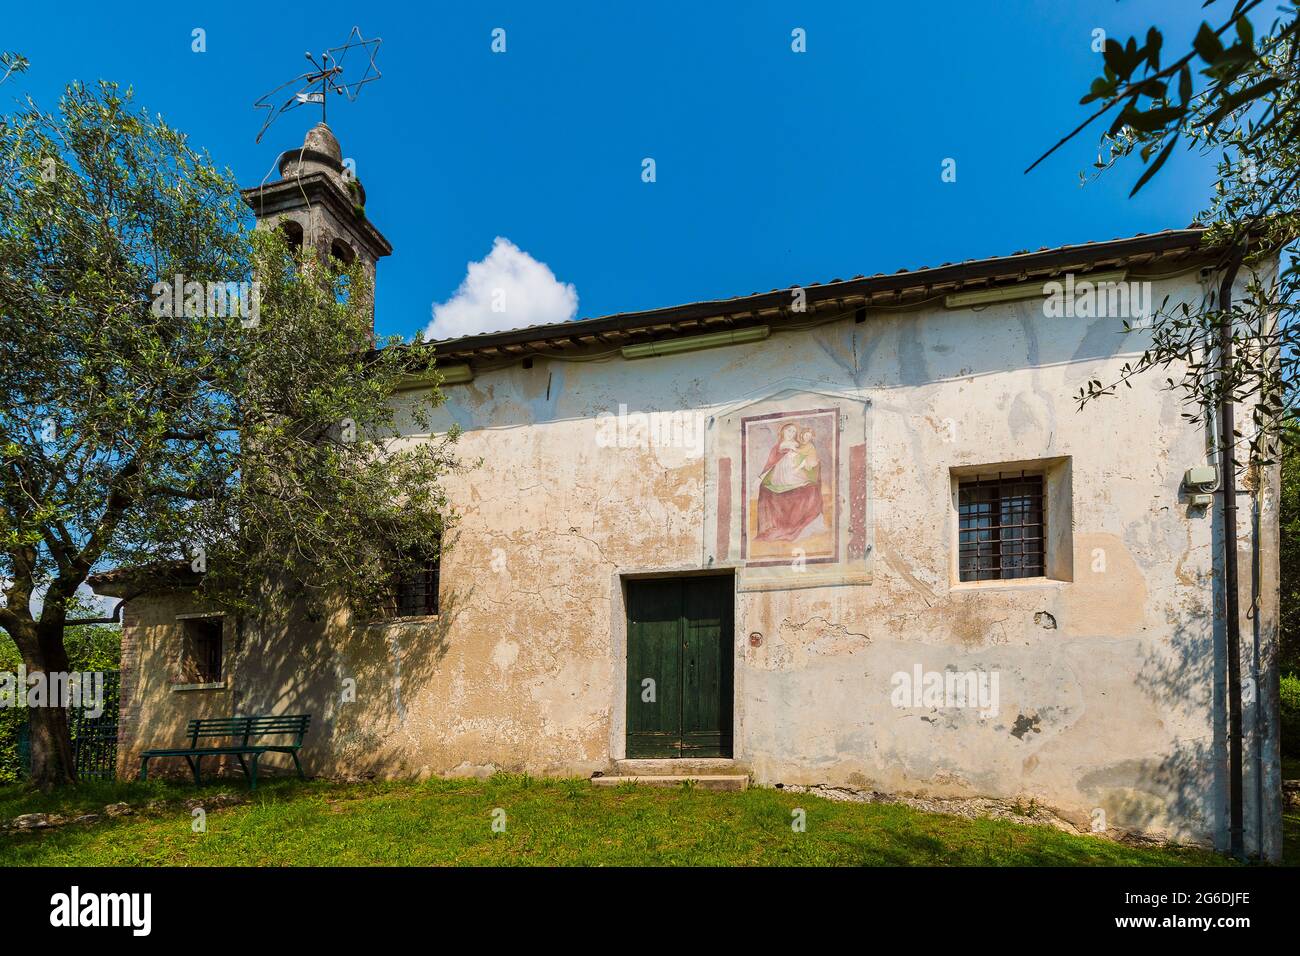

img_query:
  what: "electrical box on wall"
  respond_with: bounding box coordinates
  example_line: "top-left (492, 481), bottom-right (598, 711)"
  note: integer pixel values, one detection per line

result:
top-left (1183, 465), bottom-right (1217, 507)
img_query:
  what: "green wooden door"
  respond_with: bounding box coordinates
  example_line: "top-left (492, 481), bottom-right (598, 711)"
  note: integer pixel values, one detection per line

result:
top-left (626, 576), bottom-right (733, 758)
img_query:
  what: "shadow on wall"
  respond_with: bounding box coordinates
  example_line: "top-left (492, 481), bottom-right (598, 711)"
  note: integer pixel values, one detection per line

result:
top-left (227, 578), bottom-right (474, 781)
top-left (414, 297), bottom-right (1172, 440)
top-left (129, 576), bottom-right (472, 784)
top-left (1080, 606), bottom-right (1225, 848)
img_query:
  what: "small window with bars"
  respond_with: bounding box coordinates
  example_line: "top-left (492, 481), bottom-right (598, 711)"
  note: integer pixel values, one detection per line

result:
top-left (179, 617), bottom-right (224, 683)
top-left (958, 471), bottom-right (1046, 582)
top-left (390, 556), bottom-right (440, 617)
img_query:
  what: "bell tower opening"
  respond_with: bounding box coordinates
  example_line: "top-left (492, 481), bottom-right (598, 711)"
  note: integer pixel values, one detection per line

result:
top-left (279, 219), bottom-right (304, 253)
top-left (330, 237), bottom-right (357, 268)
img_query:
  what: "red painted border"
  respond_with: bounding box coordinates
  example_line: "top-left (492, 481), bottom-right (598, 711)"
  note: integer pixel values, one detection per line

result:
top-left (716, 457), bottom-right (731, 561)
top-left (848, 443), bottom-right (867, 560)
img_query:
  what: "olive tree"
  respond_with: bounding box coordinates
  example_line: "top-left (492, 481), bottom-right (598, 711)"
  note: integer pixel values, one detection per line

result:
top-left (1031, 0), bottom-right (1299, 459)
top-left (0, 76), bottom-right (455, 787)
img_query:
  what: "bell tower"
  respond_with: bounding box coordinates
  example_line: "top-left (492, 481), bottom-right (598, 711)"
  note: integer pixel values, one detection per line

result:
top-left (241, 122), bottom-right (393, 324)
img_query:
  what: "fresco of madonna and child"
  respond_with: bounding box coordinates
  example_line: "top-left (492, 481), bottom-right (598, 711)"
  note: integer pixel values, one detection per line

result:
top-left (741, 408), bottom-right (838, 566)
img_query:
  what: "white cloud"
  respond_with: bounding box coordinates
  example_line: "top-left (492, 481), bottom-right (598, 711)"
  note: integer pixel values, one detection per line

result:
top-left (425, 237), bottom-right (578, 341)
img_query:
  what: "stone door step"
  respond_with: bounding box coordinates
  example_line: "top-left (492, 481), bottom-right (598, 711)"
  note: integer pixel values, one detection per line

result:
top-left (591, 774), bottom-right (748, 792)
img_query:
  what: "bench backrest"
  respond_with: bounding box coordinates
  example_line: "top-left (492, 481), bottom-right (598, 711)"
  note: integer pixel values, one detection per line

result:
top-left (185, 714), bottom-right (311, 748)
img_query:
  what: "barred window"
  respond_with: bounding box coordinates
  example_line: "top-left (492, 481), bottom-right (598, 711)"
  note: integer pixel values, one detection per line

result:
top-left (392, 555), bottom-right (440, 617)
top-left (180, 617), bottom-right (223, 683)
top-left (958, 472), bottom-right (1045, 582)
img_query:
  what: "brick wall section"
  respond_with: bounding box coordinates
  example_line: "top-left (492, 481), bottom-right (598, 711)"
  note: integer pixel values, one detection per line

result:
top-left (109, 593), bottom-right (241, 781)
top-left (114, 602), bottom-right (141, 780)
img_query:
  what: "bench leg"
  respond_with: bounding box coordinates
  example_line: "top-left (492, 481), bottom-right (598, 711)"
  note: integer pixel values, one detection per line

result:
top-left (248, 753), bottom-right (260, 791)
top-left (291, 751), bottom-right (305, 781)
top-left (139, 756), bottom-right (149, 782)
top-left (184, 754), bottom-right (202, 786)
top-left (235, 753), bottom-right (249, 779)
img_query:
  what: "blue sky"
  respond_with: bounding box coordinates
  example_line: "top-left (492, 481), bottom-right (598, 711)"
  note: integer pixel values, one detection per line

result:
top-left (4, 1), bottom-right (1215, 342)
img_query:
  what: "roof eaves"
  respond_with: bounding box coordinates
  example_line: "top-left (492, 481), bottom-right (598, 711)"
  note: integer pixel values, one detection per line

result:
top-left (426, 227), bottom-right (1213, 358)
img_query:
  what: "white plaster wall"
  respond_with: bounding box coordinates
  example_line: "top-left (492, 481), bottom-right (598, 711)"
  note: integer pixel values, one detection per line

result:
top-left (377, 269), bottom-right (1265, 849)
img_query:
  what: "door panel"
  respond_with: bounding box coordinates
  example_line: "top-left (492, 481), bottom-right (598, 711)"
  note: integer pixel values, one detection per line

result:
top-left (681, 575), bottom-right (733, 755)
top-left (626, 575), bottom-right (733, 758)
top-left (625, 579), bottom-right (683, 758)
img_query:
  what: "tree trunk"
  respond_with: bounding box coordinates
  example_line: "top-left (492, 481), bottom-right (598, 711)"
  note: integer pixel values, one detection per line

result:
top-left (20, 624), bottom-right (79, 788)
top-left (26, 698), bottom-right (77, 788)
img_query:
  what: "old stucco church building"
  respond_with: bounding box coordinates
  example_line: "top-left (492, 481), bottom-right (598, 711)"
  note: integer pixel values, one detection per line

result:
top-left (92, 123), bottom-right (1284, 859)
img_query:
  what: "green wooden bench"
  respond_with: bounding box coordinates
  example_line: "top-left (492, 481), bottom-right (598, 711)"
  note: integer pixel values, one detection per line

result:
top-left (138, 714), bottom-right (310, 790)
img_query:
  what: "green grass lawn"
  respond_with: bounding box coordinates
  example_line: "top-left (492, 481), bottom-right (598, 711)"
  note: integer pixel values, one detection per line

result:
top-left (0, 775), bottom-right (1239, 866)
top-left (1283, 756), bottom-right (1300, 867)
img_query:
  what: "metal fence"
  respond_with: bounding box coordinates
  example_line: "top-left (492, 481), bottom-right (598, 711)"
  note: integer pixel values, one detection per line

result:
top-left (71, 671), bottom-right (120, 780)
